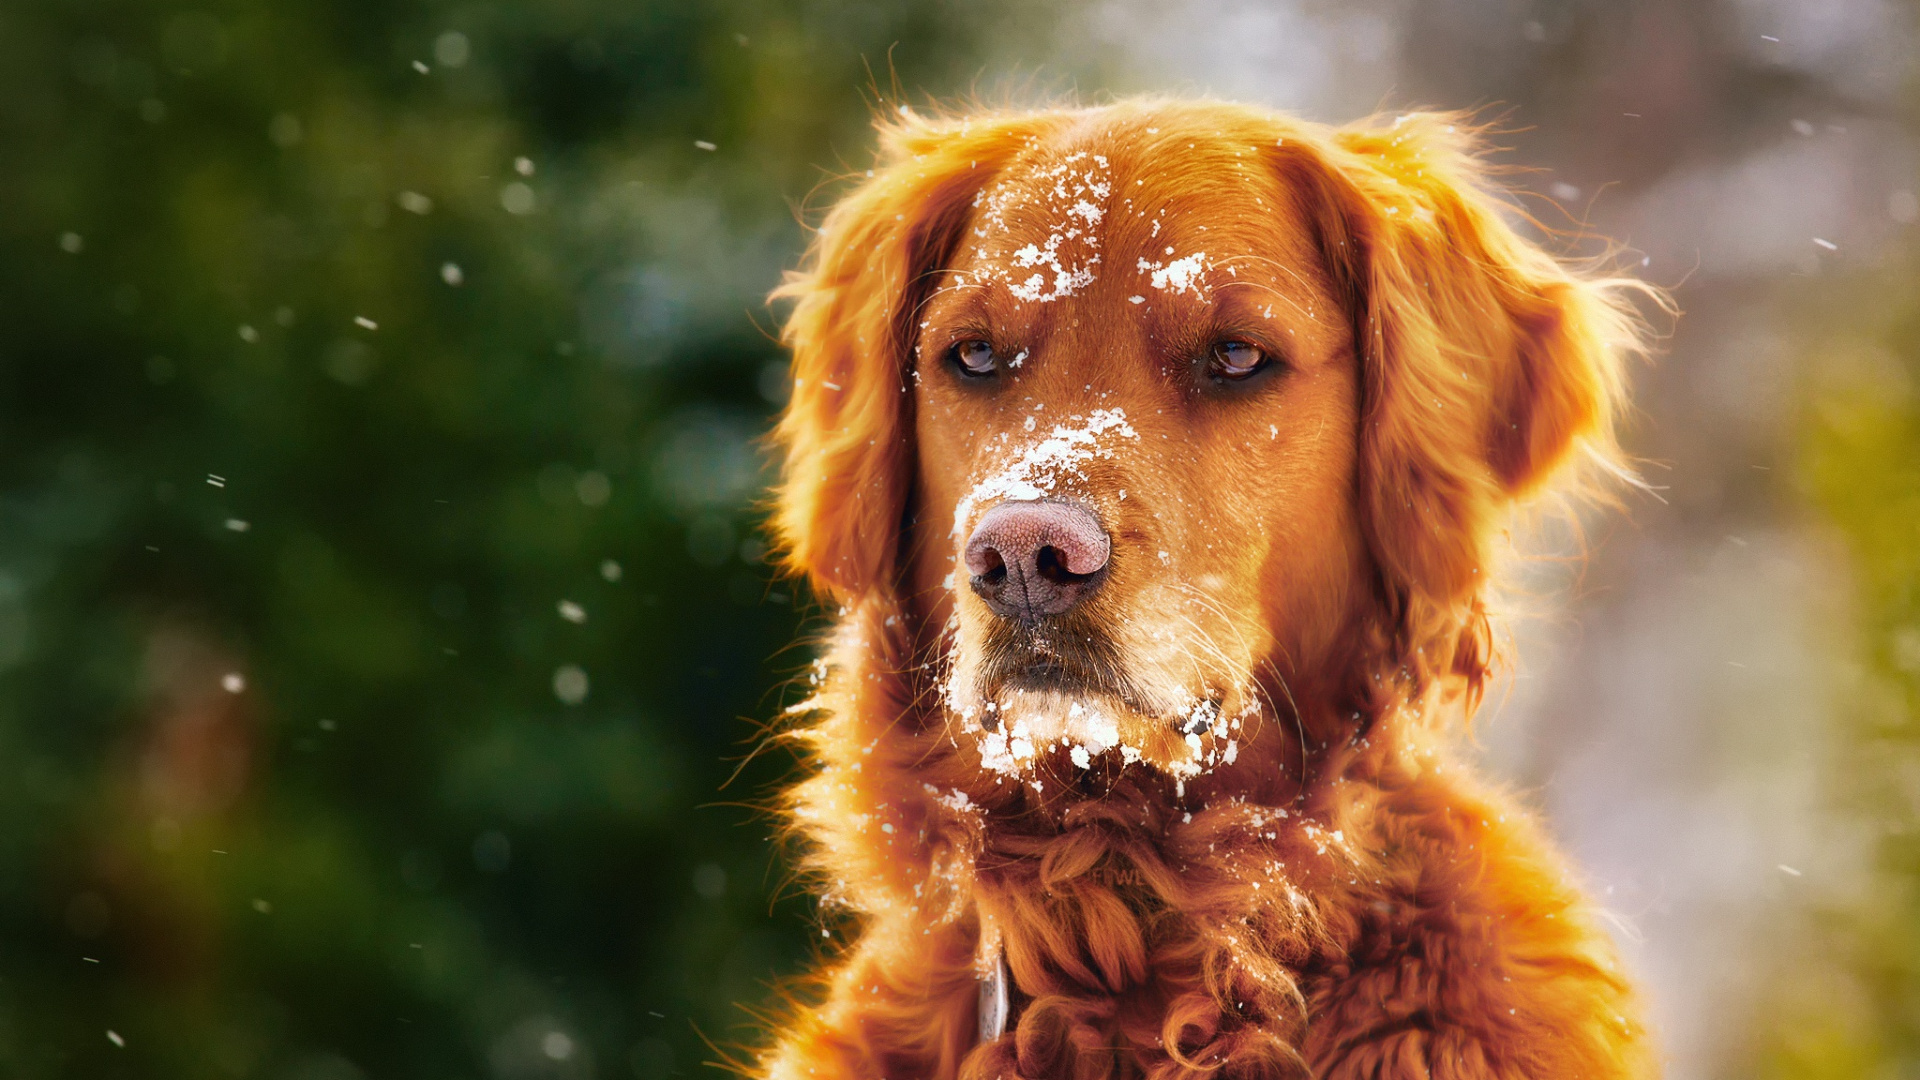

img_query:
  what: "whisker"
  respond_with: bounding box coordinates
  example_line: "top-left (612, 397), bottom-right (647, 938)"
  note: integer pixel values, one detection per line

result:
top-left (1209, 252), bottom-right (1323, 318)
top-left (1258, 654), bottom-right (1309, 794)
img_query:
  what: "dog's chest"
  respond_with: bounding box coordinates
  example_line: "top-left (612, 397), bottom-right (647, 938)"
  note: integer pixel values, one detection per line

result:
top-left (921, 764), bottom-right (1353, 1066)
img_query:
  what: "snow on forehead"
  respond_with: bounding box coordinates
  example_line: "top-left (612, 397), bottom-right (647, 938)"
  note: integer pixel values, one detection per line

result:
top-left (962, 147), bottom-right (1113, 304)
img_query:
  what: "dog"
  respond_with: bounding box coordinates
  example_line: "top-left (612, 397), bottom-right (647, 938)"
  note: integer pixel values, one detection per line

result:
top-left (756, 98), bottom-right (1657, 1080)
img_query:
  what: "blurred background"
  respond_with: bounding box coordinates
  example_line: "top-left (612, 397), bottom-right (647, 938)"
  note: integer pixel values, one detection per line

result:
top-left (1, 1), bottom-right (1916, 1077)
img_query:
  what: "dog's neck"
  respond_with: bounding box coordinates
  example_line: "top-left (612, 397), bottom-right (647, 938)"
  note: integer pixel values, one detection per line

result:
top-left (788, 596), bottom-right (1453, 1040)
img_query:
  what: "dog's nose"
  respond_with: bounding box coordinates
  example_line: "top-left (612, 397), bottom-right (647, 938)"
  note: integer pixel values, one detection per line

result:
top-left (963, 499), bottom-right (1110, 623)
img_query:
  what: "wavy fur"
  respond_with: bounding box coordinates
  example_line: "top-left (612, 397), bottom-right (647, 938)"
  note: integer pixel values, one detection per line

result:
top-left (758, 98), bottom-right (1659, 1080)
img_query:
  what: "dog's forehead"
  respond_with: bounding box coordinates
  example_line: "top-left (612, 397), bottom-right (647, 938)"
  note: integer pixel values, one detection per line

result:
top-left (940, 126), bottom-right (1321, 321)
top-left (955, 144), bottom-right (1115, 306)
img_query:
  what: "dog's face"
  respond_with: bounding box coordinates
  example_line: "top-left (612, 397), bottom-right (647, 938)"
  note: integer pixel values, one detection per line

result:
top-left (906, 128), bottom-right (1364, 777)
top-left (772, 102), bottom-right (1643, 788)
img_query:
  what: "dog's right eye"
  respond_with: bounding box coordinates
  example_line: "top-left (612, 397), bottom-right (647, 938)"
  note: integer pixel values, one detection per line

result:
top-left (949, 340), bottom-right (998, 378)
top-left (1209, 341), bottom-right (1271, 381)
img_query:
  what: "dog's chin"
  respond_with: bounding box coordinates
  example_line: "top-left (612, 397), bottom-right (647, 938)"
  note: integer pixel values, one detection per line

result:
top-left (943, 652), bottom-right (1257, 784)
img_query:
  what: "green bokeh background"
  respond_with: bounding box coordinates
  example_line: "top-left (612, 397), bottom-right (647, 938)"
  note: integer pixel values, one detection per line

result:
top-left (2, 1), bottom-right (1918, 1079)
top-left (0, 2), bottom-right (1030, 1075)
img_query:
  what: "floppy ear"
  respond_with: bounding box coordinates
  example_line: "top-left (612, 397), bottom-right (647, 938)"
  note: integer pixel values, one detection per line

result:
top-left (770, 112), bottom-right (1042, 603)
top-left (1294, 114), bottom-right (1654, 690)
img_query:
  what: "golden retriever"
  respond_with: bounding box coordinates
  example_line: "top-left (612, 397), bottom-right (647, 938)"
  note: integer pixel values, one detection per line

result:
top-left (756, 98), bottom-right (1656, 1080)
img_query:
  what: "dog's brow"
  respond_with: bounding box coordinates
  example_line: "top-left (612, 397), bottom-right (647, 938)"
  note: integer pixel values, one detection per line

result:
top-left (1212, 252), bottom-right (1322, 309)
top-left (923, 270), bottom-right (995, 318)
top-left (1211, 280), bottom-right (1315, 329)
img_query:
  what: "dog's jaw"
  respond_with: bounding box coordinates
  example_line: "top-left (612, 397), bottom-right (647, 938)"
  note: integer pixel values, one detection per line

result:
top-left (938, 610), bottom-right (1265, 788)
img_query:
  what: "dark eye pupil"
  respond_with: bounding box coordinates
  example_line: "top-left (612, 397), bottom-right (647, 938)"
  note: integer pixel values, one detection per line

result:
top-left (954, 340), bottom-right (996, 375)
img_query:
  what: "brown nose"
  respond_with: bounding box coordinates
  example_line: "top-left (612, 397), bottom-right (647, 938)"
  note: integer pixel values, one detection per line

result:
top-left (963, 499), bottom-right (1110, 624)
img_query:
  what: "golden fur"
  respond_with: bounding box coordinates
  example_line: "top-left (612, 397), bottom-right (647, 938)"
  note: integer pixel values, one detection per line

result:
top-left (757, 98), bottom-right (1658, 1080)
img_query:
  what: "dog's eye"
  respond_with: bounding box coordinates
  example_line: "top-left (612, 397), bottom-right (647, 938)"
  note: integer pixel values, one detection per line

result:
top-left (1209, 341), bottom-right (1270, 381)
top-left (950, 339), bottom-right (998, 378)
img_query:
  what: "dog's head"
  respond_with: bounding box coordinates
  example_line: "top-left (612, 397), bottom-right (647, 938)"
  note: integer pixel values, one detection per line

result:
top-left (772, 100), bottom-right (1647, 783)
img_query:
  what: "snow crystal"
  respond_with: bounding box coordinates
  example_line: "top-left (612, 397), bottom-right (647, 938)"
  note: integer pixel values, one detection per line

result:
top-left (1138, 251), bottom-right (1209, 295)
top-left (950, 408), bottom-right (1138, 537)
top-left (924, 784), bottom-right (980, 817)
top-left (967, 150), bottom-right (1112, 303)
top-left (968, 693), bottom-right (1125, 780)
top-left (500, 183), bottom-right (535, 215)
top-left (1006, 235), bottom-right (1100, 303)
top-left (553, 664), bottom-right (589, 705)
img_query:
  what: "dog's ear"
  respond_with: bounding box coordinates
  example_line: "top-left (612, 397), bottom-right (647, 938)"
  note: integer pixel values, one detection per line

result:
top-left (1285, 114), bottom-right (1654, 687)
top-left (770, 112), bottom-right (1037, 603)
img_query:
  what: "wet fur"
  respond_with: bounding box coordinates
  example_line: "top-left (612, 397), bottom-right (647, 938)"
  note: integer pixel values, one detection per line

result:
top-left (757, 99), bottom-right (1658, 1080)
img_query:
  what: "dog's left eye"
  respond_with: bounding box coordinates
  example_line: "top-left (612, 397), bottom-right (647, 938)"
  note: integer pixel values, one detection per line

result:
top-left (949, 339), bottom-right (998, 378)
top-left (1209, 341), bottom-right (1270, 380)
